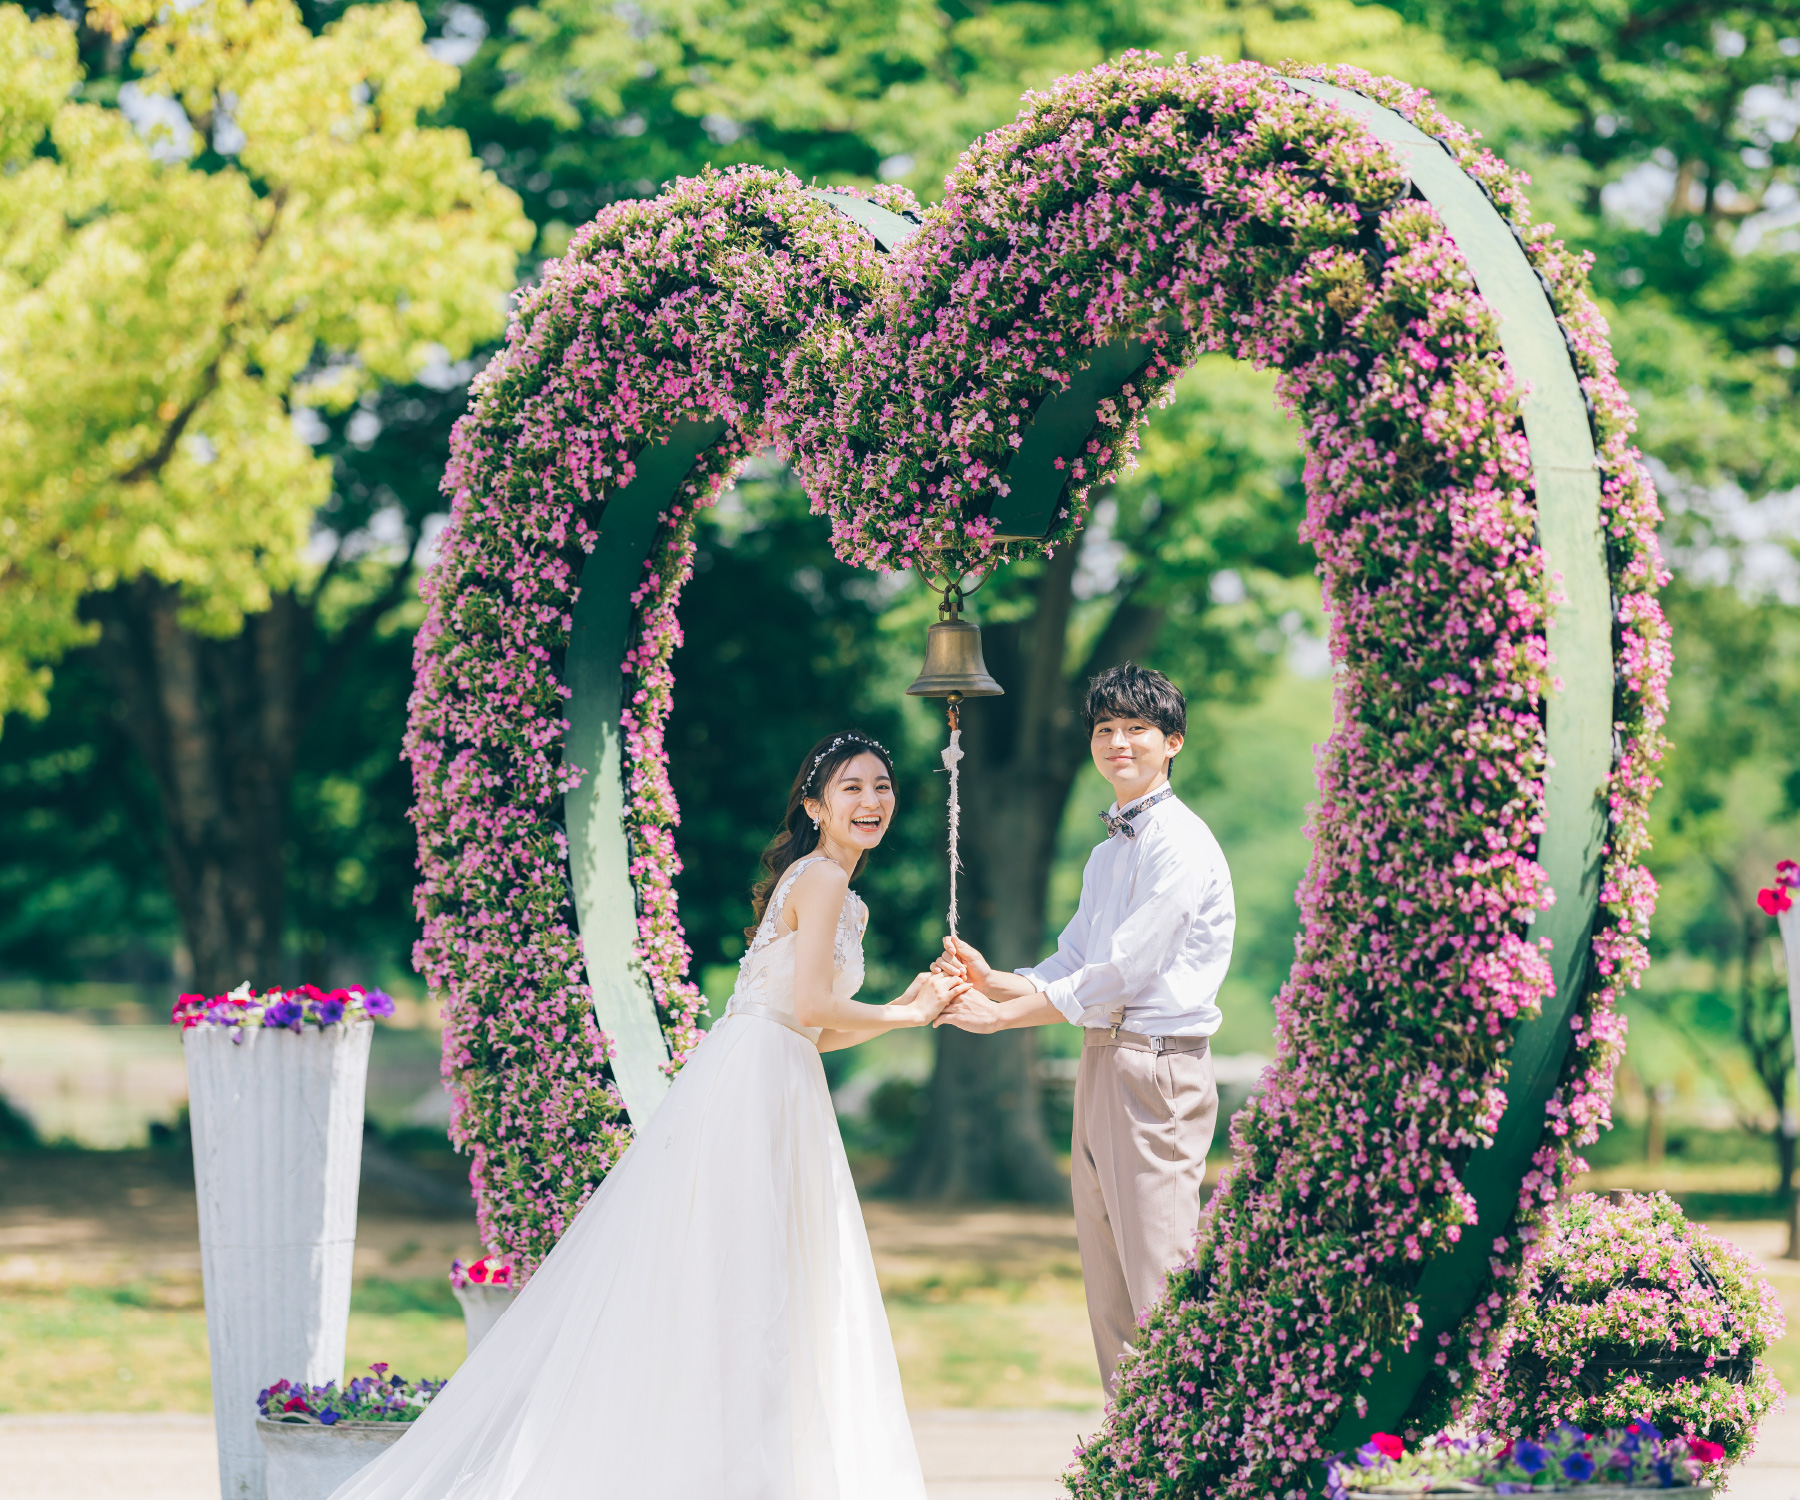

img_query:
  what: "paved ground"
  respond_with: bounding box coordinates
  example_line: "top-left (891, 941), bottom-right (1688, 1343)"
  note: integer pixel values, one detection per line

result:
top-left (4, 1406), bottom-right (1797, 1499)
top-left (0, 1409), bottom-right (1103, 1499)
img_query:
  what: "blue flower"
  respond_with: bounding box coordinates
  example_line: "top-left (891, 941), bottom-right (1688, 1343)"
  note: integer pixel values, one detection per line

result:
top-left (1627, 1418), bottom-right (1661, 1445)
top-left (319, 1409), bottom-right (340, 1426)
top-left (1561, 1451), bottom-right (1595, 1482)
top-left (317, 998), bottom-right (346, 1026)
top-left (1512, 1439), bottom-right (1548, 1475)
top-left (265, 1000), bottom-right (304, 1030)
top-left (364, 990), bottom-right (397, 1018)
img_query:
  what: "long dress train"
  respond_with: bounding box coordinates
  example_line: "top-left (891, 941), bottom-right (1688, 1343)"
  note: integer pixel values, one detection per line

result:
top-left (328, 855), bottom-right (927, 1499)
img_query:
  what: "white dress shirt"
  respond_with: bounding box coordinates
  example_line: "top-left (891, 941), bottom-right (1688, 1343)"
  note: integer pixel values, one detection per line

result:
top-left (1017, 787), bottom-right (1234, 1037)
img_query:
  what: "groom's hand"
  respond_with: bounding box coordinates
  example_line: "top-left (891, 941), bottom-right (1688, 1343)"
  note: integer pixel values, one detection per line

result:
top-left (934, 936), bottom-right (993, 991)
top-left (934, 990), bottom-right (1006, 1034)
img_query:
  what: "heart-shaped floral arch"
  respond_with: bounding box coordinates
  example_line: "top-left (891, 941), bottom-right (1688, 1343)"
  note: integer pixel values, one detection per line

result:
top-left (407, 54), bottom-right (1668, 1496)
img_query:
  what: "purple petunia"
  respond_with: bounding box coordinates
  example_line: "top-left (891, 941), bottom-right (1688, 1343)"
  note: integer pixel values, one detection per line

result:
top-left (264, 1000), bottom-right (304, 1030)
top-left (171, 985), bottom-right (397, 1033)
top-left (1511, 1440), bottom-right (1547, 1475)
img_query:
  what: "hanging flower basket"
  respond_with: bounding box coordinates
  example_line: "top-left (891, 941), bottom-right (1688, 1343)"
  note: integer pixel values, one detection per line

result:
top-left (1477, 1194), bottom-right (1784, 1474)
top-left (176, 984), bottom-right (391, 1499)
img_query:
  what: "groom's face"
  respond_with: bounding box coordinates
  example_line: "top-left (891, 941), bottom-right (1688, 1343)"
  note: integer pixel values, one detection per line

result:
top-left (1090, 715), bottom-right (1182, 797)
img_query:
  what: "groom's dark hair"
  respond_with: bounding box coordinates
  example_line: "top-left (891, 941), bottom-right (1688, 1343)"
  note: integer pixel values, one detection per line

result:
top-left (1083, 662), bottom-right (1186, 738)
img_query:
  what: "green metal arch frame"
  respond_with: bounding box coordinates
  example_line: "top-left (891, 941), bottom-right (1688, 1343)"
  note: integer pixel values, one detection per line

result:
top-left (558, 193), bottom-right (916, 1130)
top-left (560, 86), bottom-right (1612, 1435)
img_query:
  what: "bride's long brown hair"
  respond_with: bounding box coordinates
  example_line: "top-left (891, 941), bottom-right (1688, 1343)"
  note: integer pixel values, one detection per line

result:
top-left (746, 732), bottom-right (896, 942)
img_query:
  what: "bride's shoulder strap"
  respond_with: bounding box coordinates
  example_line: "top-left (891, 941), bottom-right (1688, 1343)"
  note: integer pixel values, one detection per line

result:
top-left (767, 853), bottom-right (831, 925)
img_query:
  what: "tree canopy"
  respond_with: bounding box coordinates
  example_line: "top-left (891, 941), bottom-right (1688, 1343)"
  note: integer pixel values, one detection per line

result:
top-left (0, 0), bottom-right (531, 718)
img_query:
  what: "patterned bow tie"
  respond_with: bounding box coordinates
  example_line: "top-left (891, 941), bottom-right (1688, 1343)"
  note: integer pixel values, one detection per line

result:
top-left (1100, 785), bottom-right (1174, 840)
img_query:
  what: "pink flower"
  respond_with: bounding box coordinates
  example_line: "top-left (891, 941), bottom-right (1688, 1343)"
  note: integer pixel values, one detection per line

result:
top-left (1371, 1432), bottom-right (1405, 1461)
top-left (1688, 1437), bottom-right (1725, 1463)
top-left (1758, 887), bottom-right (1793, 917)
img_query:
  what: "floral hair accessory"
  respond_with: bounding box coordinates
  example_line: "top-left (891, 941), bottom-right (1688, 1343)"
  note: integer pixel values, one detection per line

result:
top-left (803, 734), bottom-right (891, 793)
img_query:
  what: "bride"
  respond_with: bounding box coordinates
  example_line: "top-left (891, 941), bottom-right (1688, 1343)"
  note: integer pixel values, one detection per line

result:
top-left (331, 731), bottom-right (962, 1500)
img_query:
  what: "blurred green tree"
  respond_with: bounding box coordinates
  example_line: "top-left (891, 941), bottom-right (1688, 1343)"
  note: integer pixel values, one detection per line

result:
top-left (0, 0), bottom-right (531, 992)
top-left (7, 0), bottom-right (1795, 1211)
top-left (1391, 0), bottom-right (1800, 1222)
top-left (1636, 569), bottom-right (1800, 1243)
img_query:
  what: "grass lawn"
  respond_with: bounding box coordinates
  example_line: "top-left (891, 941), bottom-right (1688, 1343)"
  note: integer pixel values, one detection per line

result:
top-left (0, 1272), bottom-right (1101, 1413)
top-left (6, 1150), bottom-right (1797, 1420)
top-left (0, 1279), bottom-right (469, 1414)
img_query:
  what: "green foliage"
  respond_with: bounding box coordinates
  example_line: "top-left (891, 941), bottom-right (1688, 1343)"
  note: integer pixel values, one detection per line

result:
top-left (0, 0), bottom-right (532, 718)
top-left (1390, 0), bottom-right (1800, 494)
top-left (665, 472), bottom-right (945, 983)
top-left (0, 653), bottom-right (175, 980)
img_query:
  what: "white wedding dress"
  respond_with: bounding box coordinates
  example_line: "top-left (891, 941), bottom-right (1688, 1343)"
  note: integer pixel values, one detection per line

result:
top-left (330, 856), bottom-right (927, 1500)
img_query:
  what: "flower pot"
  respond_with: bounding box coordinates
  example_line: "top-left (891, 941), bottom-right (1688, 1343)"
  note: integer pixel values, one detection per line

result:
top-left (453, 1281), bottom-right (518, 1353)
top-left (1348, 1488), bottom-right (1709, 1497)
top-left (1782, 907), bottom-right (1799, 1071)
top-left (256, 1418), bottom-right (409, 1500)
top-left (186, 1023), bottom-right (373, 1500)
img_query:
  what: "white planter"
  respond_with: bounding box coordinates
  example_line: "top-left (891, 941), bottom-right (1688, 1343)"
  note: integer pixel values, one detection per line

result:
top-left (256, 1418), bottom-right (409, 1500)
top-left (185, 1023), bottom-right (373, 1500)
top-left (1782, 907), bottom-right (1800, 1070)
top-left (453, 1282), bottom-right (519, 1353)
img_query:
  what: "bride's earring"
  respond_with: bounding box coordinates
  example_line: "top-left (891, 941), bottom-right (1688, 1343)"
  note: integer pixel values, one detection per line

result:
top-left (811, 815), bottom-right (820, 830)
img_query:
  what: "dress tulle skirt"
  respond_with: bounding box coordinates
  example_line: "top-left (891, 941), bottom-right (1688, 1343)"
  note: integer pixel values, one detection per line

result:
top-left (329, 1012), bottom-right (927, 1500)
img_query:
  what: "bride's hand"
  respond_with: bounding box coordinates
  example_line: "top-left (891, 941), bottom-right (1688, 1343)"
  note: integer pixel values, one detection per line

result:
top-left (903, 971), bottom-right (962, 1027)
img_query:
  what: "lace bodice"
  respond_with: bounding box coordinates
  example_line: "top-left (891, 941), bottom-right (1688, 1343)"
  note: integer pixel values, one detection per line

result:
top-left (722, 855), bottom-right (867, 1041)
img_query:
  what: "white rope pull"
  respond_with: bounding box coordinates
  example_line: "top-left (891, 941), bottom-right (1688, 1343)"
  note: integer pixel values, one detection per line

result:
top-left (941, 725), bottom-right (964, 940)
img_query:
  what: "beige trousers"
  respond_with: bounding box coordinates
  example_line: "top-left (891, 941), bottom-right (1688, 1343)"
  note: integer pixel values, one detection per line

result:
top-left (1071, 1028), bottom-right (1217, 1394)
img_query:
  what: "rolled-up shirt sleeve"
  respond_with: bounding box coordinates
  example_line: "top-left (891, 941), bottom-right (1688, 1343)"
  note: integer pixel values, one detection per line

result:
top-left (1033, 840), bottom-right (1200, 1026)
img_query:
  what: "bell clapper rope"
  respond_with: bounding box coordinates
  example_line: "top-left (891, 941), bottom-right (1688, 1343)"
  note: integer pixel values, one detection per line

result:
top-left (904, 556), bottom-right (1003, 950)
top-left (942, 693), bottom-right (964, 941)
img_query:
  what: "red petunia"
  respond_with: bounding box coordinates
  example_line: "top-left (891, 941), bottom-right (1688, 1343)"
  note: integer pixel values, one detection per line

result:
top-left (1371, 1432), bottom-right (1404, 1461)
top-left (1688, 1437), bottom-right (1725, 1463)
top-left (1758, 887), bottom-right (1793, 917)
top-left (282, 1395), bottom-right (310, 1414)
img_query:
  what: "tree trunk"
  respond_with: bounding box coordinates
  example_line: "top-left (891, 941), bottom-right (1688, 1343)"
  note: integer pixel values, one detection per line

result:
top-left (899, 546), bottom-right (1164, 1202)
top-left (84, 578), bottom-right (305, 995)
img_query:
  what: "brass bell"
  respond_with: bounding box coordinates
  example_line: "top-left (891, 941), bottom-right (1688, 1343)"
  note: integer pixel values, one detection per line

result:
top-left (906, 587), bottom-right (1003, 700)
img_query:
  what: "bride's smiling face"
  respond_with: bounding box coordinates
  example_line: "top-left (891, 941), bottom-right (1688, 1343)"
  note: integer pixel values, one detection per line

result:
top-left (805, 751), bottom-right (896, 855)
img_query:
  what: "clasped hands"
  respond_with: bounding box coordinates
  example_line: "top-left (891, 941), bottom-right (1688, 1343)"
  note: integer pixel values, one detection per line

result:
top-left (891, 938), bottom-right (1012, 1032)
top-left (925, 937), bottom-right (1009, 1033)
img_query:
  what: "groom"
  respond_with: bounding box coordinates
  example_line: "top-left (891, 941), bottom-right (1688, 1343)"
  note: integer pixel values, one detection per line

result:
top-left (935, 662), bottom-right (1235, 1393)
